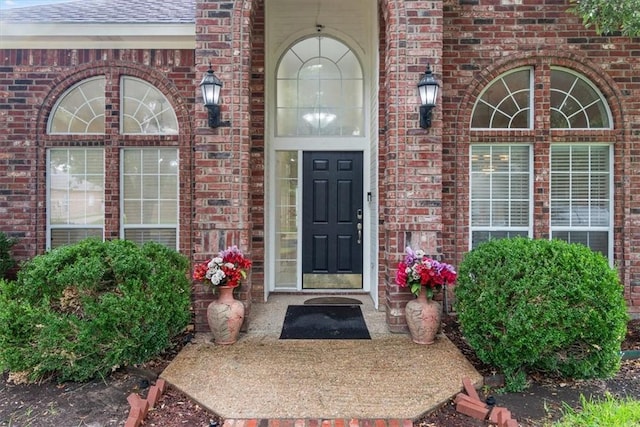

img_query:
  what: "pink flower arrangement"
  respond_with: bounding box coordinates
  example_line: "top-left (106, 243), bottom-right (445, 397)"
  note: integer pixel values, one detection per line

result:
top-left (193, 246), bottom-right (252, 289)
top-left (395, 246), bottom-right (457, 299)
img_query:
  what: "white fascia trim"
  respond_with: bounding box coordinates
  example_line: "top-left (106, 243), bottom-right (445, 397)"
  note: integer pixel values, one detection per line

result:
top-left (0, 23), bottom-right (195, 49)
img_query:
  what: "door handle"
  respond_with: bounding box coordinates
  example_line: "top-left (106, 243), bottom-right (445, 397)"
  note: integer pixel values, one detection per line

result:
top-left (357, 222), bottom-right (362, 244)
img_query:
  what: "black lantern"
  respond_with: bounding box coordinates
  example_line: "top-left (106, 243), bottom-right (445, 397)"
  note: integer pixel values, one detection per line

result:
top-left (200, 64), bottom-right (223, 128)
top-left (417, 64), bottom-right (439, 129)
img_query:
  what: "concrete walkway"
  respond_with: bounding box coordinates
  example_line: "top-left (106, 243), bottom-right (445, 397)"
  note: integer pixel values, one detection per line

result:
top-left (161, 295), bottom-right (481, 423)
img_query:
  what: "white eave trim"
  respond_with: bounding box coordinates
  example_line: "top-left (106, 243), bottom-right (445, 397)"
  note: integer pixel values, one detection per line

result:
top-left (0, 23), bottom-right (195, 49)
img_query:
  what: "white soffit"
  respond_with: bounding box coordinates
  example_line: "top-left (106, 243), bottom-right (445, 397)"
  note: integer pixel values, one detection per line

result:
top-left (0, 23), bottom-right (196, 49)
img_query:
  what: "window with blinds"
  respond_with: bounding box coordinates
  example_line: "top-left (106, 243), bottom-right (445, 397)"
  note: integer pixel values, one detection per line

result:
top-left (550, 145), bottom-right (611, 257)
top-left (46, 76), bottom-right (180, 250)
top-left (469, 66), bottom-right (613, 259)
top-left (121, 148), bottom-right (179, 249)
top-left (47, 148), bottom-right (105, 249)
top-left (470, 145), bottom-right (532, 248)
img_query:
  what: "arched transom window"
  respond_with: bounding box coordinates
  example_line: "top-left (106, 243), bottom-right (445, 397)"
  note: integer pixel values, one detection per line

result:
top-left (469, 66), bottom-right (614, 260)
top-left (276, 36), bottom-right (364, 136)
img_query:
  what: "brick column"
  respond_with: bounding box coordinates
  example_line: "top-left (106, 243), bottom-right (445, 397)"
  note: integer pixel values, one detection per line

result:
top-left (193, 0), bottom-right (255, 331)
top-left (382, 0), bottom-right (444, 332)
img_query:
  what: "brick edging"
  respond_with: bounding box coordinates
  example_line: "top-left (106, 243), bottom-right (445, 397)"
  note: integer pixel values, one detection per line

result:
top-left (455, 377), bottom-right (518, 427)
top-left (125, 378), bottom-right (167, 427)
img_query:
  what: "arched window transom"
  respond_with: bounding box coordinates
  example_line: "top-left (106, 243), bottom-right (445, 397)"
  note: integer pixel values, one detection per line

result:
top-left (471, 68), bottom-right (532, 129)
top-left (121, 76), bottom-right (179, 135)
top-left (276, 36), bottom-right (364, 136)
top-left (48, 77), bottom-right (106, 134)
top-left (550, 67), bottom-right (611, 129)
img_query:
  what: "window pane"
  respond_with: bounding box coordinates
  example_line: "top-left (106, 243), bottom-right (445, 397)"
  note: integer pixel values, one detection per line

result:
top-left (48, 148), bottom-right (104, 249)
top-left (274, 151), bottom-right (299, 289)
top-left (276, 36), bottom-right (364, 137)
top-left (121, 77), bottom-right (179, 135)
top-left (470, 145), bottom-right (531, 246)
top-left (51, 229), bottom-right (103, 249)
top-left (48, 148), bottom-right (104, 226)
top-left (471, 230), bottom-right (528, 249)
top-left (122, 148), bottom-right (179, 248)
top-left (471, 68), bottom-right (531, 129)
top-left (550, 145), bottom-right (611, 259)
top-left (124, 229), bottom-right (176, 249)
top-left (49, 77), bottom-right (105, 134)
top-left (552, 231), bottom-right (608, 258)
top-left (550, 68), bottom-right (611, 129)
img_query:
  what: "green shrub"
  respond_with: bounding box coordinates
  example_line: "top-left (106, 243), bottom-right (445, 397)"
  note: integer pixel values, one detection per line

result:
top-left (0, 238), bottom-right (192, 382)
top-left (455, 237), bottom-right (628, 391)
top-left (0, 231), bottom-right (17, 279)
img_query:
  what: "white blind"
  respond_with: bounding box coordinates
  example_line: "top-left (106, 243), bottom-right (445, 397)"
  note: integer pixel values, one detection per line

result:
top-left (551, 145), bottom-right (611, 257)
top-left (470, 145), bottom-right (531, 248)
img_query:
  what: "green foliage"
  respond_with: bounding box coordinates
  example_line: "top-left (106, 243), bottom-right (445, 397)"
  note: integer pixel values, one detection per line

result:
top-left (568, 0), bottom-right (640, 37)
top-left (0, 231), bottom-right (17, 279)
top-left (455, 237), bottom-right (628, 391)
top-left (0, 238), bottom-right (192, 382)
top-left (551, 393), bottom-right (640, 426)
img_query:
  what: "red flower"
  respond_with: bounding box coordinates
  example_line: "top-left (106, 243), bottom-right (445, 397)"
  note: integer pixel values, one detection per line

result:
top-left (192, 246), bottom-right (252, 288)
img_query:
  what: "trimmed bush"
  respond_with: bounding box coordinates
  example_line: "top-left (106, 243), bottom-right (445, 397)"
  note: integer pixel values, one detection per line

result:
top-left (0, 238), bottom-right (192, 382)
top-left (0, 231), bottom-right (17, 279)
top-left (455, 237), bottom-right (628, 391)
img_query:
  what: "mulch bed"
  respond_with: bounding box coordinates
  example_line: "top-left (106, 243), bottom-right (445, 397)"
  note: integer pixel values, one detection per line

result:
top-left (1, 318), bottom-right (639, 427)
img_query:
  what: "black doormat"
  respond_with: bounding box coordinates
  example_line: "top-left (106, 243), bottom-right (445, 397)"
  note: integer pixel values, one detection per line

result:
top-left (279, 305), bottom-right (371, 340)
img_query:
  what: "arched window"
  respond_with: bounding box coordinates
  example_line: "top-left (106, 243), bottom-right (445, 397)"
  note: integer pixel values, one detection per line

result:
top-left (276, 36), bottom-right (364, 136)
top-left (469, 66), bottom-right (613, 260)
top-left (121, 77), bottom-right (179, 134)
top-left (46, 75), bottom-right (180, 250)
top-left (471, 67), bottom-right (532, 129)
top-left (48, 77), bottom-right (106, 134)
top-left (550, 67), bottom-right (612, 129)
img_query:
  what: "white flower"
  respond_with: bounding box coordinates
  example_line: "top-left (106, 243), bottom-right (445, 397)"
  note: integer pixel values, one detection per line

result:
top-left (209, 269), bottom-right (226, 285)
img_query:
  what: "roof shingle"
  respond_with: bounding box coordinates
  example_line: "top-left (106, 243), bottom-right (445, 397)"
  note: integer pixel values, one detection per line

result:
top-left (1, 0), bottom-right (195, 23)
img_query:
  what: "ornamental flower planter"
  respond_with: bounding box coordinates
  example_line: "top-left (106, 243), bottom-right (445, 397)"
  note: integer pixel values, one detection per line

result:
top-left (207, 285), bottom-right (244, 345)
top-left (396, 246), bottom-right (457, 345)
top-left (193, 246), bottom-right (252, 345)
top-left (405, 285), bottom-right (442, 344)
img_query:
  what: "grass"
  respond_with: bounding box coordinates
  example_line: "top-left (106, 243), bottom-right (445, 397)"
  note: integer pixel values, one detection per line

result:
top-left (551, 393), bottom-right (640, 426)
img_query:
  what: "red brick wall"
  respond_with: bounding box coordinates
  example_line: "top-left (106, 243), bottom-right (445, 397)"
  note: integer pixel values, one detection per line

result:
top-left (442, 0), bottom-right (640, 317)
top-left (193, 0), bottom-right (259, 330)
top-left (380, 0), bottom-right (444, 331)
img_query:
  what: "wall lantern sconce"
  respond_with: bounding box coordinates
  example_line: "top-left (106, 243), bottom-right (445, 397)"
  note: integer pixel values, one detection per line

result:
top-left (418, 64), bottom-right (439, 129)
top-left (200, 64), bottom-right (226, 128)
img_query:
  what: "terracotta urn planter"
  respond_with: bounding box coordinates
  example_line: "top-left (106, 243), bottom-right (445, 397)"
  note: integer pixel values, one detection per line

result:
top-left (207, 286), bottom-right (244, 345)
top-left (405, 286), bottom-right (442, 345)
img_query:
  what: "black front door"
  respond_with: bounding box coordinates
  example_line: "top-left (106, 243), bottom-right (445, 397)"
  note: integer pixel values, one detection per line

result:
top-left (302, 151), bottom-right (363, 289)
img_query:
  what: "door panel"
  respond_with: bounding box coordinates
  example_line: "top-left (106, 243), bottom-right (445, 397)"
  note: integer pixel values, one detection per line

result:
top-left (302, 151), bottom-right (363, 289)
